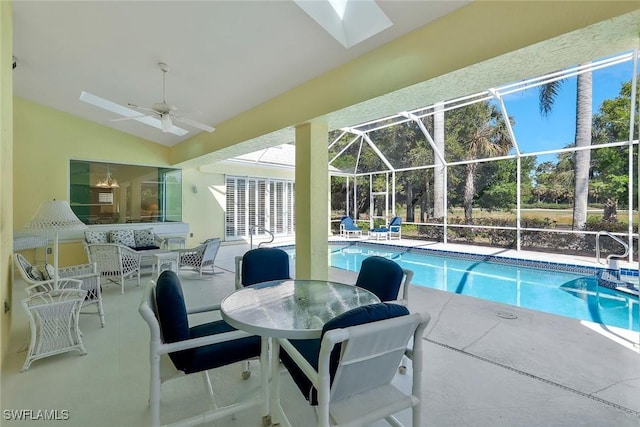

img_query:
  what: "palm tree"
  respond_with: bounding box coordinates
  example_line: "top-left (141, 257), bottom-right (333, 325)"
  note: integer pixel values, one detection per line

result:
top-left (448, 102), bottom-right (512, 223)
top-left (539, 67), bottom-right (592, 230)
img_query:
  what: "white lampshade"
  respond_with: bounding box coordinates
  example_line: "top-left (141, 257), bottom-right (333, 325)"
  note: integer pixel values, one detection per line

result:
top-left (24, 200), bottom-right (87, 231)
top-left (24, 200), bottom-right (87, 288)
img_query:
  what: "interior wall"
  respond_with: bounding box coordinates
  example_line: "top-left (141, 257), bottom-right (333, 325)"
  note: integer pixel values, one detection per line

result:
top-left (0, 0), bottom-right (13, 367)
top-left (182, 162), bottom-right (295, 246)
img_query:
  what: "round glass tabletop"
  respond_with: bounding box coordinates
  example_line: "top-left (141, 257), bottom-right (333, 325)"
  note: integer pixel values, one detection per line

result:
top-left (221, 279), bottom-right (380, 339)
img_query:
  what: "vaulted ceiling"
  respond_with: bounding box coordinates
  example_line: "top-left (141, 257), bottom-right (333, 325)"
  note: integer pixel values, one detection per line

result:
top-left (12, 1), bottom-right (640, 167)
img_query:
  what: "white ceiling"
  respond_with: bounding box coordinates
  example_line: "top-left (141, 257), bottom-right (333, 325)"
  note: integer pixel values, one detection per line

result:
top-left (12, 0), bottom-right (469, 147)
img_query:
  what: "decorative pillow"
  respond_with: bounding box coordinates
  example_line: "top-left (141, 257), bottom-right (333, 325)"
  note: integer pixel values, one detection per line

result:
top-left (85, 231), bottom-right (108, 244)
top-left (109, 229), bottom-right (136, 247)
top-left (44, 264), bottom-right (56, 281)
top-left (28, 266), bottom-right (45, 282)
top-left (134, 228), bottom-right (156, 248)
top-left (16, 254), bottom-right (33, 276)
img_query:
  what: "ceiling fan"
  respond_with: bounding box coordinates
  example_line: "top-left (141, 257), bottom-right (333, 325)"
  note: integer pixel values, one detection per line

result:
top-left (80, 62), bottom-right (215, 136)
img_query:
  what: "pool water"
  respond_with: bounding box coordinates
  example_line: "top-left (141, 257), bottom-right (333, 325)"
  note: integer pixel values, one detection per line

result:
top-left (327, 244), bottom-right (639, 332)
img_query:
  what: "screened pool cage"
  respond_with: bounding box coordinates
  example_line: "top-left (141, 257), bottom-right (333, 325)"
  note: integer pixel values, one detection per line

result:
top-left (329, 50), bottom-right (640, 263)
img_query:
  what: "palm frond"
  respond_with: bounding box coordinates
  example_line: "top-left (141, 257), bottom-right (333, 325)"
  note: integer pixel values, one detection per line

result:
top-left (539, 81), bottom-right (563, 117)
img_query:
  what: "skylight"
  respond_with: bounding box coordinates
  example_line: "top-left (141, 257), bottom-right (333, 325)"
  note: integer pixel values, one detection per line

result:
top-left (294, 0), bottom-right (392, 48)
top-left (328, 0), bottom-right (348, 19)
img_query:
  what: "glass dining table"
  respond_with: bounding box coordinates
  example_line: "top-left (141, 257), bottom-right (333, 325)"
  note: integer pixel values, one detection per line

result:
top-left (220, 279), bottom-right (380, 426)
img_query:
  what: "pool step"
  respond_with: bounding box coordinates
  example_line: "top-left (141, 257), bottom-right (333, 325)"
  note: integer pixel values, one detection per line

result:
top-left (597, 269), bottom-right (639, 297)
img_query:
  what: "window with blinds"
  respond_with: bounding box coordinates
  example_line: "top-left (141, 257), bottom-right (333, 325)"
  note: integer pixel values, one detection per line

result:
top-left (225, 176), bottom-right (295, 240)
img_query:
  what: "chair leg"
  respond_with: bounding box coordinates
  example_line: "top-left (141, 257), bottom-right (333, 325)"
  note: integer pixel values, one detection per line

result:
top-left (96, 298), bottom-right (106, 327)
top-left (242, 360), bottom-right (251, 380)
top-left (399, 354), bottom-right (408, 375)
top-left (150, 354), bottom-right (161, 427)
top-left (81, 297), bottom-right (105, 328)
top-left (202, 371), bottom-right (217, 408)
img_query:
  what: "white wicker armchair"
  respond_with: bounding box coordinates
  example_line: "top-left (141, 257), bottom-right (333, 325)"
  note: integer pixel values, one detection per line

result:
top-left (14, 253), bottom-right (105, 327)
top-left (21, 287), bottom-right (88, 372)
top-left (176, 238), bottom-right (221, 276)
top-left (85, 243), bottom-right (142, 294)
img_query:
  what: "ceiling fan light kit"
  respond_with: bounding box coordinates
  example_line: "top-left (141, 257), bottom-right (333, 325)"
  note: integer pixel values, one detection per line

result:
top-left (79, 62), bottom-right (215, 136)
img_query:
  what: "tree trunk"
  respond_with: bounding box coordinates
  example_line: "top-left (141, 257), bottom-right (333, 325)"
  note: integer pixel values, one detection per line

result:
top-left (572, 69), bottom-right (592, 230)
top-left (464, 163), bottom-right (476, 224)
top-left (423, 173), bottom-right (431, 222)
top-left (433, 102), bottom-right (445, 218)
top-left (603, 198), bottom-right (617, 222)
top-left (405, 182), bottom-right (415, 222)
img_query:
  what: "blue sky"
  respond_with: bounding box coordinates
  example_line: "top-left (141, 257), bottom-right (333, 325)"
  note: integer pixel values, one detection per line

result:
top-left (500, 52), bottom-right (634, 164)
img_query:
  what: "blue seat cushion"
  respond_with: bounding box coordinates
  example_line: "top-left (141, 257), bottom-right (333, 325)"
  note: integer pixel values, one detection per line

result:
top-left (186, 322), bottom-right (261, 374)
top-left (355, 256), bottom-right (404, 302)
top-left (156, 270), bottom-right (261, 373)
top-left (280, 303), bottom-right (409, 405)
top-left (241, 248), bottom-right (290, 287)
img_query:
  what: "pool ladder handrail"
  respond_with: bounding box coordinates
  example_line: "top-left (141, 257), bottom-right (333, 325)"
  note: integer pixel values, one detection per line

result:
top-left (250, 225), bottom-right (274, 249)
top-left (595, 230), bottom-right (629, 268)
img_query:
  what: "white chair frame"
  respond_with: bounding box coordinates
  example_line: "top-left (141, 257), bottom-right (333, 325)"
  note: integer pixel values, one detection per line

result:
top-left (339, 223), bottom-right (362, 238)
top-left (85, 243), bottom-right (142, 294)
top-left (14, 254), bottom-right (105, 327)
top-left (176, 238), bottom-right (221, 277)
top-left (276, 311), bottom-right (430, 427)
top-left (138, 283), bottom-right (263, 427)
top-left (397, 268), bottom-right (413, 307)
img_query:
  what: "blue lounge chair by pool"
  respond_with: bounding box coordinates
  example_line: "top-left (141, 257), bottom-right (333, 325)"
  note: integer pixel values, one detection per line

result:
top-left (388, 216), bottom-right (402, 239)
top-left (339, 216), bottom-right (362, 238)
top-left (368, 216), bottom-right (402, 240)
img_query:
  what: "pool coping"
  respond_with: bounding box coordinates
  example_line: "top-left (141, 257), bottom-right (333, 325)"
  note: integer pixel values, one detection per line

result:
top-left (275, 238), bottom-right (639, 278)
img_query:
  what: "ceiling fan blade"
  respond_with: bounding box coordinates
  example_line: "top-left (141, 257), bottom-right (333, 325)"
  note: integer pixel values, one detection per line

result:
top-left (111, 114), bottom-right (150, 122)
top-left (80, 91), bottom-right (141, 117)
top-left (80, 91), bottom-right (189, 136)
top-left (173, 116), bottom-right (215, 133)
top-left (127, 103), bottom-right (159, 114)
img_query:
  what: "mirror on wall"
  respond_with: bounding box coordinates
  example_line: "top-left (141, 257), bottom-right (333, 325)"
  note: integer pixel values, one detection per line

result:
top-left (69, 160), bottom-right (182, 225)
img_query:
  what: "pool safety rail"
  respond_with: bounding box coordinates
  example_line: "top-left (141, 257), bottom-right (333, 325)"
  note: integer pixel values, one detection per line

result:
top-left (250, 225), bottom-right (274, 249)
top-left (596, 231), bottom-right (629, 269)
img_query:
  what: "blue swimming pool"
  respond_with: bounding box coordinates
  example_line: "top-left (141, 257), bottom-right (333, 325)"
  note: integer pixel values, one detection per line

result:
top-left (311, 243), bottom-right (639, 332)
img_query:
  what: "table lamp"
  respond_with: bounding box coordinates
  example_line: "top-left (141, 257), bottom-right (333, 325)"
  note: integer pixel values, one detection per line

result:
top-left (24, 200), bottom-right (87, 288)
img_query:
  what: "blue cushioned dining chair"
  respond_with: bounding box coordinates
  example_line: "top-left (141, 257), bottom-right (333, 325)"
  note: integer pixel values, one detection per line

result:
top-left (139, 271), bottom-right (263, 427)
top-left (234, 247), bottom-right (291, 289)
top-left (355, 255), bottom-right (413, 305)
top-left (278, 303), bottom-right (430, 427)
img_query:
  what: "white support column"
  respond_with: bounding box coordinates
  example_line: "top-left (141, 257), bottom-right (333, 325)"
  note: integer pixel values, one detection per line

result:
top-left (295, 122), bottom-right (329, 280)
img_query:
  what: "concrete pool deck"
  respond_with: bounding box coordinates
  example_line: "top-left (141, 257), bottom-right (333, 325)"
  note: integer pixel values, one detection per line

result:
top-left (2, 240), bottom-right (639, 426)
